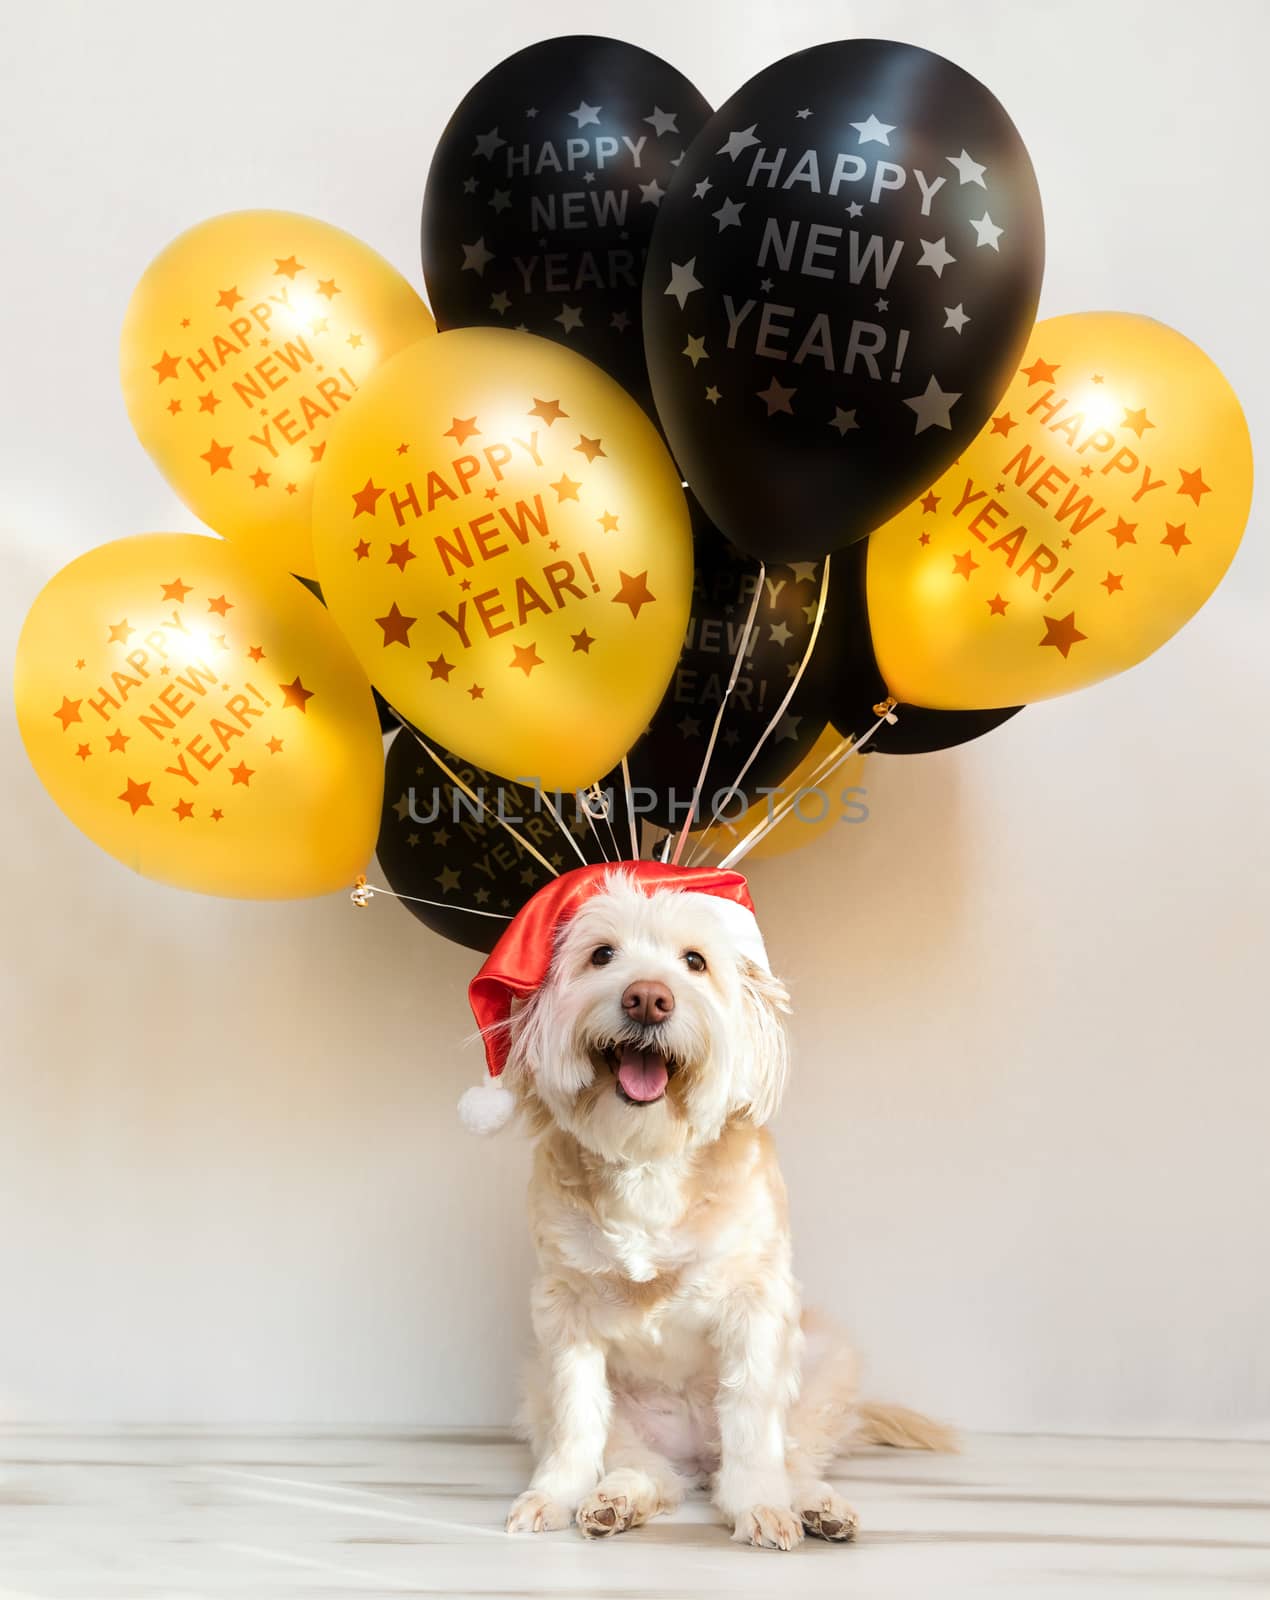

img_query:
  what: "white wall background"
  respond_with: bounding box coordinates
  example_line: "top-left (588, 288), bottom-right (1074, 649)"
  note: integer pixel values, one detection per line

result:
top-left (1, 0), bottom-right (1266, 1436)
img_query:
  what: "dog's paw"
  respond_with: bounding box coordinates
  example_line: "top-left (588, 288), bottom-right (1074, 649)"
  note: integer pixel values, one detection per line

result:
top-left (731, 1504), bottom-right (805, 1550)
top-left (576, 1468), bottom-right (665, 1538)
top-left (577, 1488), bottom-right (635, 1538)
top-left (505, 1489), bottom-right (571, 1534)
top-left (799, 1487), bottom-right (859, 1543)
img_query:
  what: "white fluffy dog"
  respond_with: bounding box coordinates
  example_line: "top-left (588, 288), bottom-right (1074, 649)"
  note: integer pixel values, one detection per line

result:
top-left (489, 868), bottom-right (949, 1549)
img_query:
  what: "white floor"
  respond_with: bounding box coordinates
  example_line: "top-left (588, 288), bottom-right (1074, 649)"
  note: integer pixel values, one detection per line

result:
top-left (0, 1429), bottom-right (1267, 1598)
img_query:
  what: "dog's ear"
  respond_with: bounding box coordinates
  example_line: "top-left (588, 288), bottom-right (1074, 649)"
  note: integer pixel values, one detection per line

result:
top-left (736, 958), bottom-right (791, 1125)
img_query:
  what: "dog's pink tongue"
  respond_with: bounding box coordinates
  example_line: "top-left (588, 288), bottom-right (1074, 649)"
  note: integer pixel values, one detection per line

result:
top-left (617, 1047), bottom-right (669, 1103)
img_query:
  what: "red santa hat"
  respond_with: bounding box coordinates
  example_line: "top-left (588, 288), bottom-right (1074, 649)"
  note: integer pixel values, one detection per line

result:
top-left (459, 861), bottom-right (765, 1133)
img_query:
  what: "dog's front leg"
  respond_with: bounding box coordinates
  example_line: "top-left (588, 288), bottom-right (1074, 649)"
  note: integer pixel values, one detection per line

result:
top-left (712, 1289), bottom-right (803, 1550)
top-left (507, 1276), bottom-right (611, 1534)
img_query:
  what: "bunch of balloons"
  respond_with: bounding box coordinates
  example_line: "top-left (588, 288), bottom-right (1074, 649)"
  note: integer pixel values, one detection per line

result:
top-left (16, 37), bottom-right (1253, 941)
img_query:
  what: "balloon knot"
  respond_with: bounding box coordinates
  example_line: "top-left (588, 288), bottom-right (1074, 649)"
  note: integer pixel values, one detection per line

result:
top-left (351, 873), bottom-right (374, 909)
top-left (873, 696), bottom-right (900, 725)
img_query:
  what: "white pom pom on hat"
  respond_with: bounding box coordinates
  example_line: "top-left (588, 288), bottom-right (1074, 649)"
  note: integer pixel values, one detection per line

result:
top-left (458, 861), bottom-right (763, 1133)
top-left (457, 1077), bottom-right (515, 1135)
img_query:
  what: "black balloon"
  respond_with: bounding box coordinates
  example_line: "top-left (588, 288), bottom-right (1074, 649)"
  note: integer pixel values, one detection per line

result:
top-left (421, 36), bottom-right (711, 415)
top-left (643, 39), bottom-right (1044, 561)
top-left (608, 495), bottom-right (831, 831)
top-left (377, 730), bottom-right (610, 952)
top-left (825, 541), bottom-right (1020, 754)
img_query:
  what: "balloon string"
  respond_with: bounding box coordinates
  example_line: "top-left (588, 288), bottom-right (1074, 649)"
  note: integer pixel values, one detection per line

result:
top-left (669, 561), bottom-right (766, 868)
top-left (576, 785), bottom-right (612, 864)
top-left (687, 553), bottom-right (832, 866)
top-left (704, 733), bottom-right (856, 857)
top-left (350, 876), bottom-right (512, 921)
top-left (588, 783), bottom-right (623, 863)
top-left (398, 721), bottom-right (560, 878)
top-left (717, 700), bottom-right (896, 869)
top-left (619, 757), bottom-right (640, 861)
top-left (539, 787), bottom-right (591, 868)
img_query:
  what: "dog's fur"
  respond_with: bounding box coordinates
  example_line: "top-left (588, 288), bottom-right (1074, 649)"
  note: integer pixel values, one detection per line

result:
top-left (495, 870), bottom-right (951, 1548)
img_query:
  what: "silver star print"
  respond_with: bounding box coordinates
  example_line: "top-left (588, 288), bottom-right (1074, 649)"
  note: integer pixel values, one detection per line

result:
top-left (789, 561), bottom-right (819, 583)
top-left (693, 178), bottom-right (713, 199)
top-left (718, 125), bottom-right (760, 160)
top-left (677, 715), bottom-right (702, 739)
top-left (850, 113), bottom-right (894, 145)
top-left (712, 197), bottom-right (744, 231)
top-left (775, 712), bottom-right (802, 742)
top-left (639, 178), bottom-right (666, 206)
top-left (461, 237), bottom-right (494, 275)
top-left (757, 376), bottom-right (795, 415)
top-left (759, 277), bottom-right (773, 292)
top-left (845, 201), bottom-right (864, 218)
top-left (473, 128), bottom-right (506, 159)
top-left (664, 259), bottom-right (703, 309)
top-left (569, 101), bottom-right (602, 128)
top-left (916, 237), bottom-right (956, 276)
top-left (903, 376), bottom-right (961, 433)
top-left (462, 177), bottom-right (478, 194)
top-left (769, 620), bottom-right (792, 646)
top-left (611, 309), bottom-right (631, 332)
top-left (645, 106), bottom-right (678, 136)
top-left (943, 303), bottom-right (969, 333)
top-left (474, 887), bottom-right (490, 904)
top-left (490, 290), bottom-right (510, 314)
top-left (946, 148), bottom-right (987, 186)
top-left (795, 107), bottom-right (812, 119)
top-left (970, 212), bottom-right (1003, 250)
top-left (489, 189), bottom-right (511, 213)
top-left (829, 407), bottom-right (859, 435)
top-left (875, 297), bottom-right (888, 312)
top-left (555, 304), bottom-right (583, 333)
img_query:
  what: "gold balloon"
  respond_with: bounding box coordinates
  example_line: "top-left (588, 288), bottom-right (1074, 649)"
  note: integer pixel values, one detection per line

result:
top-left (16, 533), bottom-right (384, 898)
top-left (866, 313), bottom-right (1253, 710)
top-left (312, 327), bottom-right (694, 793)
top-left (121, 212), bottom-right (436, 577)
top-left (689, 728), bottom-right (868, 861)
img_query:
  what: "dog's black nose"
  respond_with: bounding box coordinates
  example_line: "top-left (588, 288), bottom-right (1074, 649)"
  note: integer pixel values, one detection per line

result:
top-left (621, 980), bottom-right (674, 1024)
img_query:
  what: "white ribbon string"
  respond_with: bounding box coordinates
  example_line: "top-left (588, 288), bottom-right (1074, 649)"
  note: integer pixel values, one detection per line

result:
top-left (399, 724), bottom-right (561, 877)
top-left (669, 562), bottom-right (767, 867)
top-left (716, 703), bottom-right (895, 869)
top-left (704, 733), bottom-right (855, 856)
top-left (577, 786), bottom-right (612, 864)
top-left (588, 783), bottom-right (624, 863)
top-left (538, 787), bottom-right (591, 868)
top-left (687, 553), bottom-right (832, 866)
top-left (351, 880), bottom-right (513, 920)
top-left (619, 757), bottom-right (640, 861)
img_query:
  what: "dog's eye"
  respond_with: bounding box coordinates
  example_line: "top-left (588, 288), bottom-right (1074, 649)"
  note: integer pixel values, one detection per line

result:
top-left (683, 950), bottom-right (707, 973)
top-left (590, 944), bottom-right (616, 967)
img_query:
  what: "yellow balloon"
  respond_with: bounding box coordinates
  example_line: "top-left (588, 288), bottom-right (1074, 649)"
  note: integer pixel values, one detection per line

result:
top-left (689, 728), bottom-right (868, 861)
top-left (866, 313), bottom-right (1254, 710)
top-left (15, 533), bottom-right (384, 898)
top-left (121, 212), bottom-right (436, 577)
top-left (312, 327), bottom-right (694, 793)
